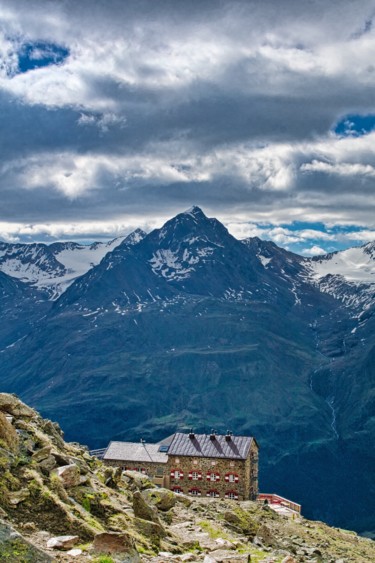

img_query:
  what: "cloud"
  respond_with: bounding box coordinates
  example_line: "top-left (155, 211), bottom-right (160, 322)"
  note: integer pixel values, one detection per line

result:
top-left (0, 0), bottom-right (375, 249)
top-left (301, 245), bottom-right (326, 256)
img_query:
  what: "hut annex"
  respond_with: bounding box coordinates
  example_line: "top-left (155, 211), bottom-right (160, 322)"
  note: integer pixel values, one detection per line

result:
top-left (103, 431), bottom-right (259, 501)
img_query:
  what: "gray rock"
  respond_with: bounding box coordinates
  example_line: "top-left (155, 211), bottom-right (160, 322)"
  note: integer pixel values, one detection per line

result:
top-left (38, 455), bottom-right (57, 473)
top-left (32, 446), bottom-right (52, 462)
top-left (0, 519), bottom-right (52, 561)
top-left (0, 393), bottom-right (36, 418)
top-left (133, 490), bottom-right (160, 522)
top-left (52, 463), bottom-right (81, 488)
top-left (46, 535), bottom-right (79, 550)
top-left (142, 488), bottom-right (177, 511)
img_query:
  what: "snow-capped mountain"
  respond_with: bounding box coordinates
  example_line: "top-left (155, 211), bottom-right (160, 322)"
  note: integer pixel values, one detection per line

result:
top-left (0, 229), bottom-right (146, 299)
top-left (1, 206), bottom-right (375, 534)
top-left (304, 242), bottom-right (375, 312)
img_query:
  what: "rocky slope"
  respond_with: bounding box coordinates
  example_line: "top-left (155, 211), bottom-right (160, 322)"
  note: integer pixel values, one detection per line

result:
top-left (0, 393), bottom-right (374, 563)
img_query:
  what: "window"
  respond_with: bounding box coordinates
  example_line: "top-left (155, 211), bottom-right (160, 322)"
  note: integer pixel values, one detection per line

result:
top-left (188, 488), bottom-right (201, 496)
top-left (170, 468), bottom-right (184, 480)
top-left (207, 472), bottom-right (220, 482)
top-left (156, 467), bottom-right (164, 476)
top-left (225, 490), bottom-right (238, 500)
top-left (225, 472), bottom-right (239, 483)
top-left (207, 490), bottom-right (220, 498)
top-left (172, 486), bottom-right (183, 494)
top-left (188, 470), bottom-right (202, 481)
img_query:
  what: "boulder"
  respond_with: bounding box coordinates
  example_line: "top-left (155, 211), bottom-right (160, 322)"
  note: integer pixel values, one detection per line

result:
top-left (0, 394), bottom-right (35, 418)
top-left (93, 531), bottom-right (140, 561)
top-left (47, 535), bottom-right (79, 550)
top-left (32, 446), bottom-right (52, 463)
top-left (53, 464), bottom-right (81, 488)
top-left (122, 470), bottom-right (155, 491)
top-left (0, 520), bottom-right (52, 562)
top-left (133, 490), bottom-right (160, 522)
top-left (281, 557), bottom-right (297, 563)
top-left (142, 488), bottom-right (177, 511)
top-left (38, 455), bottom-right (57, 473)
top-left (134, 517), bottom-right (166, 542)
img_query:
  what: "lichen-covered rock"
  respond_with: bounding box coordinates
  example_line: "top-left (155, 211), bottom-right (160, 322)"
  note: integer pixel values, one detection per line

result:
top-left (46, 535), bottom-right (79, 550)
top-left (38, 455), bottom-right (57, 474)
top-left (53, 463), bottom-right (81, 488)
top-left (134, 517), bottom-right (166, 543)
top-left (32, 446), bottom-right (52, 462)
top-left (122, 469), bottom-right (155, 491)
top-left (142, 488), bottom-right (177, 511)
top-left (133, 490), bottom-right (160, 522)
top-left (93, 531), bottom-right (140, 561)
top-left (0, 394), bottom-right (36, 418)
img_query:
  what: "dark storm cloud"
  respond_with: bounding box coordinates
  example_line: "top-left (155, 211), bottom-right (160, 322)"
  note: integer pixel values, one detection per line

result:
top-left (0, 0), bottom-right (375, 244)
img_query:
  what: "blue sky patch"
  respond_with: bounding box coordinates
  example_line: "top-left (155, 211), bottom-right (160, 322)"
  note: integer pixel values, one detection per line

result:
top-left (17, 41), bottom-right (69, 74)
top-left (334, 114), bottom-right (375, 137)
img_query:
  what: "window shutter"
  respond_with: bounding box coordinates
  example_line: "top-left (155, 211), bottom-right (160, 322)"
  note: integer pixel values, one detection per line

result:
top-left (225, 473), bottom-right (229, 482)
top-left (206, 473), bottom-right (210, 481)
top-left (179, 470), bottom-right (184, 480)
top-left (188, 471), bottom-right (192, 480)
top-left (216, 473), bottom-right (220, 481)
top-left (198, 472), bottom-right (202, 481)
top-left (234, 474), bottom-right (239, 483)
top-left (170, 469), bottom-right (175, 478)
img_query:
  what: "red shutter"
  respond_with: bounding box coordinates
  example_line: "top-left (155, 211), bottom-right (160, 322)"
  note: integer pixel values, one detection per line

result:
top-left (170, 469), bottom-right (175, 478)
top-left (206, 473), bottom-right (210, 481)
top-left (216, 473), bottom-right (220, 481)
top-left (198, 472), bottom-right (202, 481)
top-left (179, 470), bottom-right (184, 480)
top-left (234, 474), bottom-right (239, 483)
top-left (225, 474), bottom-right (229, 482)
top-left (188, 472), bottom-right (192, 480)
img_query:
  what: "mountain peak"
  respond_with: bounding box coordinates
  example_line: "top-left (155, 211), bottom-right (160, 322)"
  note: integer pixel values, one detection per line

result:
top-left (182, 205), bottom-right (206, 218)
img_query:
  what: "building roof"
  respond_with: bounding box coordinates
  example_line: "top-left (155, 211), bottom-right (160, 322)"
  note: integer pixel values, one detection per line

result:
top-left (103, 441), bottom-right (168, 464)
top-left (167, 432), bottom-right (254, 460)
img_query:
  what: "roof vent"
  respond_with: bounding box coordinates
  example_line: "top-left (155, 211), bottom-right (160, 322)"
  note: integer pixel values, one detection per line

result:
top-left (189, 429), bottom-right (195, 439)
top-left (210, 430), bottom-right (216, 441)
top-left (225, 430), bottom-right (232, 442)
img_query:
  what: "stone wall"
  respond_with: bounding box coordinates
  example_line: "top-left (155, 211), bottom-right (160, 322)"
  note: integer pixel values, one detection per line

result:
top-left (166, 454), bottom-right (252, 500)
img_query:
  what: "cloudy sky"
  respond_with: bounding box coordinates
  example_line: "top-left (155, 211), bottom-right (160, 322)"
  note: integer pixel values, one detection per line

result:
top-left (1, 0), bottom-right (375, 255)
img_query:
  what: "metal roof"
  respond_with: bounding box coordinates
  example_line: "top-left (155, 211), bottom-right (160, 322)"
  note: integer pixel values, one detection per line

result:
top-left (103, 441), bottom-right (168, 464)
top-left (167, 432), bottom-right (254, 460)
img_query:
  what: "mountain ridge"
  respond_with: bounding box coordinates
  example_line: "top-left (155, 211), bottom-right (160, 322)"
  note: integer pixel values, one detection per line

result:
top-left (0, 207), bottom-right (374, 535)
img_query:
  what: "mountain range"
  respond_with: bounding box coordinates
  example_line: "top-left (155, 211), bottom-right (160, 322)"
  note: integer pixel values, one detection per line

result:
top-left (0, 206), bottom-right (374, 535)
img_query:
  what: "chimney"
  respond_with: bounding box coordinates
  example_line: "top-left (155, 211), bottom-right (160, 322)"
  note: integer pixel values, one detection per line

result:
top-left (210, 429), bottom-right (216, 441)
top-left (225, 430), bottom-right (232, 442)
top-left (189, 429), bottom-right (195, 439)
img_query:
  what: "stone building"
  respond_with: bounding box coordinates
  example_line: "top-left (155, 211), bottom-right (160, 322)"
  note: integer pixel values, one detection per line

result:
top-left (103, 431), bottom-right (259, 500)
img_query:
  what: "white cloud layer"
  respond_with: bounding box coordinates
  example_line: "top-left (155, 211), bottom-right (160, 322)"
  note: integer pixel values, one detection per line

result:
top-left (0, 0), bottom-right (374, 252)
